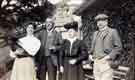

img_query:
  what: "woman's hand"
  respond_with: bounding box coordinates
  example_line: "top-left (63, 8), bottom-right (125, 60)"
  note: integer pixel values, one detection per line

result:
top-left (14, 48), bottom-right (24, 55)
top-left (60, 66), bottom-right (64, 73)
top-left (69, 59), bottom-right (77, 65)
top-left (9, 49), bottom-right (16, 58)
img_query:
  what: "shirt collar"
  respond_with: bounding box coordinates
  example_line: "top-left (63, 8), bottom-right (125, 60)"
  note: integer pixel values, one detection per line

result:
top-left (68, 37), bottom-right (77, 43)
top-left (26, 35), bottom-right (34, 37)
top-left (47, 28), bottom-right (54, 33)
top-left (99, 26), bottom-right (109, 32)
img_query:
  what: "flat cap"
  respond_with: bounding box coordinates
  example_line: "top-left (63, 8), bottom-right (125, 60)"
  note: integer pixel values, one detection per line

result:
top-left (94, 14), bottom-right (109, 20)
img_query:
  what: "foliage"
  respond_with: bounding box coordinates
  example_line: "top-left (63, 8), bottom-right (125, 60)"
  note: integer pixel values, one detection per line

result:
top-left (81, 0), bottom-right (135, 80)
top-left (0, 0), bottom-right (55, 47)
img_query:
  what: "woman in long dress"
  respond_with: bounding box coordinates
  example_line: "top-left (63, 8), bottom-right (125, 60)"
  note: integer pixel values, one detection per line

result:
top-left (9, 23), bottom-right (41, 80)
top-left (60, 21), bottom-right (88, 80)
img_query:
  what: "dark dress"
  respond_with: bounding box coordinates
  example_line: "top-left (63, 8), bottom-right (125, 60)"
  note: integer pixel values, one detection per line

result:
top-left (60, 39), bottom-right (88, 80)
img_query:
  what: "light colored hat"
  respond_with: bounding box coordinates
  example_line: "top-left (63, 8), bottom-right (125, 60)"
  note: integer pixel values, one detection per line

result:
top-left (95, 14), bottom-right (109, 20)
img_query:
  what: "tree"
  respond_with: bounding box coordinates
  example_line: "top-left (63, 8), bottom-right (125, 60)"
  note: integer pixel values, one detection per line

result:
top-left (0, 0), bottom-right (55, 47)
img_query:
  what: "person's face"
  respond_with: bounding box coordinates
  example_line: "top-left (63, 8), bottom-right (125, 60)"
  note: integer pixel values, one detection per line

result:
top-left (46, 18), bottom-right (54, 31)
top-left (68, 29), bottom-right (76, 38)
top-left (97, 19), bottom-right (108, 29)
top-left (26, 24), bottom-right (34, 35)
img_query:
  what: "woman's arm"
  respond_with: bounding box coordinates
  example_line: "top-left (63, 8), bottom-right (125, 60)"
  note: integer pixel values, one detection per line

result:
top-left (77, 41), bottom-right (88, 63)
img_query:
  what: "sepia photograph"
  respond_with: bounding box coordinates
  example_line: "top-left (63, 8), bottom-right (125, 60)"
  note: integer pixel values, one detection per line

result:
top-left (0, 0), bottom-right (135, 80)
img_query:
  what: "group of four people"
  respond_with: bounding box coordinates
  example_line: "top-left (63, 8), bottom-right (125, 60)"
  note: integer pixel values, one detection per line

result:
top-left (9, 13), bottom-right (122, 80)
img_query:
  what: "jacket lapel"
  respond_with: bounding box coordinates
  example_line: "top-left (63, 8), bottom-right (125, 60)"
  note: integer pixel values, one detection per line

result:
top-left (91, 28), bottom-right (110, 51)
top-left (43, 30), bottom-right (48, 46)
top-left (102, 28), bottom-right (110, 41)
top-left (91, 31), bottom-right (99, 50)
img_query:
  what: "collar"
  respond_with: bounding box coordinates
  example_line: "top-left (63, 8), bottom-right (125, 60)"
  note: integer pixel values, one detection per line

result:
top-left (68, 37), bottom-right (77, 43)
top-left (26, 35), bottom-right (34, 37)
top-left (47, 28), bottom-right (54, 33)
top-left (99, 26), bottom-right (109, 32)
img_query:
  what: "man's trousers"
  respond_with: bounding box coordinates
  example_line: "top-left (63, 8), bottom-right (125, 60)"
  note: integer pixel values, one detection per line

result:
top-left (93, 57), bottom-right (113, 80)
top-left (38, 56), bottom-right (57, 80)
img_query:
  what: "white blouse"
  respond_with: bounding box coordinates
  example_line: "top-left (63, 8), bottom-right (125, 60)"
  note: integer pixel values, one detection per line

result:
top-left (68, 37), bottom-right (77, 55)
top-left (17, 35), bottom-right (41, 56)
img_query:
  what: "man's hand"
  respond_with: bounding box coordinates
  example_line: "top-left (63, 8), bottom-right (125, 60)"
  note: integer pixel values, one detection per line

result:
top-left (49, 46), bottom-right (56, 50)
top-left (69, 59), bottom-right (77, 65)
top-left (104, 55), bottom-right (111, 60)
top-left (60, 66), bottom-right (64, 73)
top-left (89, 54), bottom-right (94, 61)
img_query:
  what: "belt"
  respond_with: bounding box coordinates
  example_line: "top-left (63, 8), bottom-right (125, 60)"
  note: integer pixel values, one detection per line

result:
top-left (16, 52), bottom-right (33, 58)
top-left (17, 55), bottom-right (32, 58)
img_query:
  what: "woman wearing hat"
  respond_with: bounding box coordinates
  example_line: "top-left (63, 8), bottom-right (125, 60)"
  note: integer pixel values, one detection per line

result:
top-left (59, 21), bottom-right (88, 80)
top-left (9, 23), bottom-right (41, 80)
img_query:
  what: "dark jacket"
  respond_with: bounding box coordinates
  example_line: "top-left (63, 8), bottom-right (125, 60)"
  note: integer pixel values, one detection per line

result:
top-left (35, 29), bottom-right (62, 67)
top-left (60, 39), bottom-right (88, 66)
top-left (90, 27), bottom-right (122, 60)
top-left (60, 39), bottom-right (88, 80)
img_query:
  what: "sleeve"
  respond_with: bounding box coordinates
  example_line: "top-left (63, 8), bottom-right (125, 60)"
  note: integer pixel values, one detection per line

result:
top-left (10, 40), bottom-right (20, 52)
top-left (89, 31), bottom-right (97, 55)
top-left (35, 30), bottom-right (42, 40)
top-left (59, 40), bottom-right (65, 67)
top-left (89, 32), bottom-right (95, 54)
top-left (54, 32), bottom-right (63, 51)
top-left (109, 29), bottom-right (122, 60)
top-left (76, 40), bottom-right (88, 63)
top-left (10, 42), bottom-right (25, 58)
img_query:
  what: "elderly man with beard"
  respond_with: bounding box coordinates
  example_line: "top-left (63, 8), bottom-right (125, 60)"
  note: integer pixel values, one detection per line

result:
top-left (35, 17), bottom-right (62, 80)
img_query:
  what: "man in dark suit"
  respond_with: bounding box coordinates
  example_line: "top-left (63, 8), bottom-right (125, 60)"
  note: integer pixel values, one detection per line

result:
top-left (90, 14), bottom-right (122, 80)
top-left (35, 17), bottom-right (62, 80)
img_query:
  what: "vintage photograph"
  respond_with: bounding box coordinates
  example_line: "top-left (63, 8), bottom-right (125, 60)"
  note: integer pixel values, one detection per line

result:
top-left (0, 0), bottom-right (135, 80)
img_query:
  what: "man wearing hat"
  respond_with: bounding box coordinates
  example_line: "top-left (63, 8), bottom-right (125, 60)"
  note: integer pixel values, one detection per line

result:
top-left (35, 17), bottom-right (62, 80)
top-left (89, 14), bottom-right (122, 80)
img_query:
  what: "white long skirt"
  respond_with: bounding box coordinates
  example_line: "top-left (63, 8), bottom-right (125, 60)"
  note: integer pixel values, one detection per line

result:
top-left (10, 57), bottom-right (37, 80)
